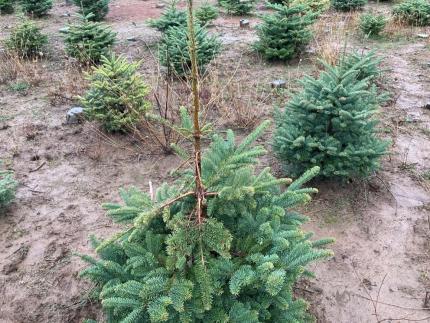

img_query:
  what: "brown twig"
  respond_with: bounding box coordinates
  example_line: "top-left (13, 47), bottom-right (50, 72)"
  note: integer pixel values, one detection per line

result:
top-left (29, 161), bottom-right (46, 173)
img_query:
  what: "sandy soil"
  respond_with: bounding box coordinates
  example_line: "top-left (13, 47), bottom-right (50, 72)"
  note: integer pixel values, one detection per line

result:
top-left (0, 0), bottom-right (429, 322)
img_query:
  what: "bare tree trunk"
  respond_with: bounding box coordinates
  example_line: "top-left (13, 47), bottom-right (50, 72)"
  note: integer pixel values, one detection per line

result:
top-left (186, 0), bottom-right (205, 224)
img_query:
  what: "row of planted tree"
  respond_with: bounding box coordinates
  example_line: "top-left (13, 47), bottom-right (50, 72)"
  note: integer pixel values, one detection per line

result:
top-left (0, 0), bottom-right (426, 321)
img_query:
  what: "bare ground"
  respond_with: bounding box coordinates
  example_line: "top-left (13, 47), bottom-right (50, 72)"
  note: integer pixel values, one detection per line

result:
top-left (0, 0), bottom-right (429, 322)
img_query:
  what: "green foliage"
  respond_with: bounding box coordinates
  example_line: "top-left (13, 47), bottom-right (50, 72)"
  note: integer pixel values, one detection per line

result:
top-left (63, 14), bottom-right (116, 64)
top-left (339, 50), bottom-right (382, 81)
top-left (220, 0), bottom-right (255, 15)
top-left (80, 55), bottom-right (151, 132)
top-left (9, 80), bottom-right (30, 93)
top-left (332, 0), bottom-right (366, 11)
top-left (195, 3), bottom-right (219, 25)
top-left (359, 13), bottom-right (387, 37)
top-left (0, 168), bottom-right (17, 210)
top-left (393, 0), bottom-right (430, 26)
top-left (274, 52), bottom-right (389, 179)
top-left (0, 0), bottom-right (15, 14)
top-left (149, 4), bottom-right (187, 32)
top-left (292, 0), bottom-right (330, 13)
top-left (21, 0), bottom-right (52, 17)
top-left (73, 0), bottom-right (110, 21)
top-left (5, 18), bottom-right (48, 58)
top-left (79, 121), bottom-right (333, 322)
top-left (159, 24), bottom-right (221, 76)
top-left (254, 3), bottom-right (317, 61)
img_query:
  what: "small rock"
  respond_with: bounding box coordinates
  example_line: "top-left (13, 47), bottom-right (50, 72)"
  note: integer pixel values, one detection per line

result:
top-left (271, 79), bottom-right (287, 89)
top-left (66, 107), bottom-right (85, 125)
top-left (61, 12), bottom-right (71, 17)
top-left (239, 19), bottom-right (250, 28)
top-left (416, 33), bottom-right (429, 38)
top-left (127, 36), bottom-right (138, 42)
top-left (59, 27), bottom-right (70, 34)
top-left (155, 3), bottom-right (165, 8)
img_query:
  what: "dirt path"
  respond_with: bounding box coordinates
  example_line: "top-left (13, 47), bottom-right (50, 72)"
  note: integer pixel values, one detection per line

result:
top-left (306, 42), bottom-right (430, 322)
top-left (1, 1), bottom-right (429, 322)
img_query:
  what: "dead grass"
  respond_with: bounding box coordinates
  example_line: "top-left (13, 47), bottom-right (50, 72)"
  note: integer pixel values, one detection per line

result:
top-left (0, 52), bottom-right (46, 86)
top-left (47, 63), bottom-right (87, 106)
top-left (311, 11), bottom-right (359, 66)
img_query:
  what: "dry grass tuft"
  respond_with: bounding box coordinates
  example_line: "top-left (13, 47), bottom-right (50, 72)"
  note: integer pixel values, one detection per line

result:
top-left (47, 63), bottom-right (87, 106)
top-left (0, 52), bottom-right (46, 86)
top-left (311, 11), bottom-right (358, 67)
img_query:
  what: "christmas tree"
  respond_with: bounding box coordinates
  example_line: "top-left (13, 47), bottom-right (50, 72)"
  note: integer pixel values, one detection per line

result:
top-left (73, 0), bottom-right (110, 21)
top-left (63, 13), bottom-right (116, 64)
top-left (21, 0), bottom-right (52, 17)
top-left (220, 0), bottom-right (255, 15)
top-left (254, 3), bottom-right (317, 61)
top-left (149, 3), bottom-right (187, 32)
top-left (80, 55), bottom-right (151, 132)
top-left (0, 0), bottom-right (15, 14)
top-left (274, 55), bottom-right (389, 179)
top-left (159, 23), bottom-right (221, 76)
top-left (79, 1), bottom-right (333, 321)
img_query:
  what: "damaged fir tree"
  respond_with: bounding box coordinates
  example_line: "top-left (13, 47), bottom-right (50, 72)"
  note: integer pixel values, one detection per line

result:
top-left (78, 1), bottom-right (333, 322)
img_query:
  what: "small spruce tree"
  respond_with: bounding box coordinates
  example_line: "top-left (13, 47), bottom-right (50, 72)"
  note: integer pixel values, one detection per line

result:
top-left (5, 18), bottom-right (48, 58)
top-left (274, 53), bottom-right (389, 179)
top-left (195, 3), bottom-right (218, 25)
top-left (79, 2), bottom-right (333, 321)
top-left (21, 0), bottom-right (52, 17)
top-left (73, 0), bottom-right (110, 21)
top-left (62, 13), bottom-right (116, 65)
top-left (149, 3), bottom-right (187, 32)
top-left (0, 168), bottom-right (17, 211)
top-left (0, 0), bottom-right (15, 14)
top-left (292, 0), bottom-right (330, 14)
top-left (332, 0), bottom-right (366, 11)
top-left (254, 3), bottom-right (317, 61)
top-left (80, 55), bottom-right (152, 132)
top-left (159, 23), bottom-right (221, 76)
top-left (220, 0), bottom-right (255, 15)
top-left (359, 13), bottom-right (387, 37)
top-left (393, 0), bottom-right (430, 26)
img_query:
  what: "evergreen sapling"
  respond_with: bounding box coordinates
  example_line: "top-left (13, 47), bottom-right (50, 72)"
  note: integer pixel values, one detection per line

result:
top-left (254, 3), bottom-right (317, 61)
top-left (79, 1), bottom-right (333, 322)
top-left (80, 55), bottom-right (152, 132)
top-left (159, 23), bottom-right (221, 76)
top-left (73, 0), bottom-right (110, 21)
top-left (21, 0), bottom-right (52, 17)
top-left (220, 0), bottom-right (256, 15)
top-left (0, 0), bottom-right (15, 14)
top-left (62, 13), bottom-right (116, 64)
top-left (149, 4), bottom-right (187, 32)
top-left (274, 53), bottom-right (389, 179)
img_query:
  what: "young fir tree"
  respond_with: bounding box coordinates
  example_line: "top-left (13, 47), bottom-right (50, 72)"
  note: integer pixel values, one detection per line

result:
top-left (254, 3), bottom-right (317, 61)
top-left (79, 0), bottom-right (334, 321)
top-left (73, 0), bottom-right (110, 21)
top-left (0, 168), bottom-right (17, 211)
top-left (21, 0), bottom-right (52, 17)
top-left (195, 3), bottom-right (218, 25)
top-left (0, 0), bottom-right (15, 14)
top-left (159, 23), bottom-right (221, 76)
top-left (332, 0), bottom-right (366, 12)
top-left (80, 55), bottom-right (151, 132)
top-left (274, 54), bottom-right (389, 179)
top-left (149, 3), bottom-right (187, 32)
top-left (220, 0), bottom-right (255, 15)
top-left (62, 13), bottom-right (116, 65)
top-left (5, 18), bottom-right (48, 58)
